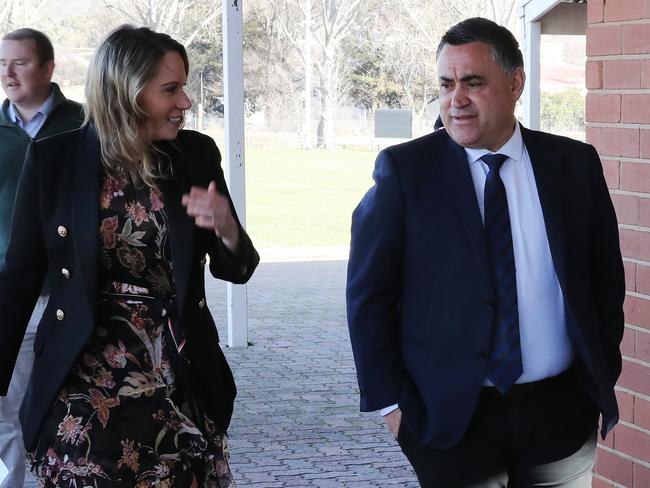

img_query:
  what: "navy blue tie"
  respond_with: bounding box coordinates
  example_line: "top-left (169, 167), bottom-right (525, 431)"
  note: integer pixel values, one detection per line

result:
top-left (481, 154), bottom-right (523, 393)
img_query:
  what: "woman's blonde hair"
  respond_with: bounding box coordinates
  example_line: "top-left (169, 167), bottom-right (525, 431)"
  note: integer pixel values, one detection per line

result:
top-left (84, 25), bottom-right (189, 187)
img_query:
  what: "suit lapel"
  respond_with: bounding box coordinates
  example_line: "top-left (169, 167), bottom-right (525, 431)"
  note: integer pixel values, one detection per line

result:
top-left (522, 127), bottom-right (568, 290)
top-left (441, 135), bottom-right (492, 281)
top-left (158, 156), bottom-right (194, 314)
top-left (72, 126), bottom-right (101, 314)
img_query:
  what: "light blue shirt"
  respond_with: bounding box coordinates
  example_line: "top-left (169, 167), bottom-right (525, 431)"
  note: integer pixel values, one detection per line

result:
top-left (380, 122), bottom-right (573, 416)
top-left (8, 87), bottom-right (55, 138)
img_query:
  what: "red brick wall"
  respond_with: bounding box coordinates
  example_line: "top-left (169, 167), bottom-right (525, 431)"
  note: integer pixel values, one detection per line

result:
top-left (586, 1), bottom-right (650, 487)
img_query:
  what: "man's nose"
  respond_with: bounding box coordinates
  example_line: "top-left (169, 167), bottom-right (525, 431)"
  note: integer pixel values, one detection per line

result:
top-left (451, 86), bottom-right (469, 107)
top-left (3, 63), bottom-right (16, 77)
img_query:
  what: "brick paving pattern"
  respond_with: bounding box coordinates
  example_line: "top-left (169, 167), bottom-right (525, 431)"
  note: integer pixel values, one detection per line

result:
top-left (25, 260), bottom-right (417, 487)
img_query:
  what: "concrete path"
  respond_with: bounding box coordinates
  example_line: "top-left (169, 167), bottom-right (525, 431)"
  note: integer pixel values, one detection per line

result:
top-left (25, 260), bottom-right (418, 487)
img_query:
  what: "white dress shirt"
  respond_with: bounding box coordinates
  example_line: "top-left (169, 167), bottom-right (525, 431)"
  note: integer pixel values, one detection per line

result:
top-left (381, 123), bottom-right (573, 416)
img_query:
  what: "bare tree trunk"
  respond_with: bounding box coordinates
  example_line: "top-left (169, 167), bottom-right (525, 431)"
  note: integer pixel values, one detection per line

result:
top-left (317, 44), bottom-right (335, 148)
top-left (313, 0), bottom-right (365, 148)
top-left (303, 0), bottom-right (313, 149)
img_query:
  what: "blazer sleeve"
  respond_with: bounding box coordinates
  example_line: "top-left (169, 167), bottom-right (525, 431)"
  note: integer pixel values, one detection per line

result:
top-left (346, 149), bottom-right (406, 412)
top-left (199, 136), bottom-right (259, 284)
top-left (588, 144), bottom-right (625, 385)
top-left (0, 143), bottom-right (48, 395)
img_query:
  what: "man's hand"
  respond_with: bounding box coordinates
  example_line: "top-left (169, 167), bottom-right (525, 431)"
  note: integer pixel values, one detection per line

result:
top-left (384, 407), bottom-right (402, 439)
top-left (182, 181), bottom-right (240, 252)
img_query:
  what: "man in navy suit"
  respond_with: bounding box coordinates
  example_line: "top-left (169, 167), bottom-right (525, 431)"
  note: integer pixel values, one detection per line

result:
top-left (347, 18), bottom-right (624, 487)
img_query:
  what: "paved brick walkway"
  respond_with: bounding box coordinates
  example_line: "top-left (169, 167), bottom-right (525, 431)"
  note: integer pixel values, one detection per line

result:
top-left (26, 260), bottom-right (418, 487)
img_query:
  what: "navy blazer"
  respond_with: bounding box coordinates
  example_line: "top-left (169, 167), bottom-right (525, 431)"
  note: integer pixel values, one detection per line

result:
top-left (0, 125), bottom-right (259, 450)
top-left (347, 126), bottom-right (625, 448)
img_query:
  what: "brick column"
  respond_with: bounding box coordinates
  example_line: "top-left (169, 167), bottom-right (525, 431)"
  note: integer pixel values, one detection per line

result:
top-left (586, 1), bottom-right (650, 487)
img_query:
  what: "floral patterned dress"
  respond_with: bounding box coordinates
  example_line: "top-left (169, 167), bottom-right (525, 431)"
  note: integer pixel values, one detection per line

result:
top-left (28, 175), bottom-right (235, 488)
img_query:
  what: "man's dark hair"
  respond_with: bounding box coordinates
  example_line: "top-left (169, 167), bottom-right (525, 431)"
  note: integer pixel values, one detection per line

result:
top-left (436, 17), bottom-right (523, 74)
top-left (2, 28), bottom-right (54, 65)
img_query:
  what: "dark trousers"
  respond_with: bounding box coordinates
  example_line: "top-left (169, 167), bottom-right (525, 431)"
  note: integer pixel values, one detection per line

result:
top-left (397, 370), bottom-right (599, 488)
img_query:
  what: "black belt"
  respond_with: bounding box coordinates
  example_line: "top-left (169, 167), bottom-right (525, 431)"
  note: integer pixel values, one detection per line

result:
top-left (481, 368), bottom-right (575, 397)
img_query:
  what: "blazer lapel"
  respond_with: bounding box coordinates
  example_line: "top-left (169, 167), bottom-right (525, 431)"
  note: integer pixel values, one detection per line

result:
top-left (522, 127), bottom-right (568, 290)
top-left (72, 126), bottom-right (101, 315)
top-left (158, 160), bottom-right (194, 314)
top-left (440, 135), bottom-right (492, 281)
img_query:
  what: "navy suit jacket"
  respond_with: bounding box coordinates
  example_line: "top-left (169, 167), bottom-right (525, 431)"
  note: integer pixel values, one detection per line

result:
top-left (347, 126), bottom-right (625, 448)
top-left (0, 125), bottom-right (259, 450)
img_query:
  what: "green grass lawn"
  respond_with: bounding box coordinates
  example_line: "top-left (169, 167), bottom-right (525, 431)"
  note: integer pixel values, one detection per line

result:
top-left (243, 148), bottom-right (376, 248)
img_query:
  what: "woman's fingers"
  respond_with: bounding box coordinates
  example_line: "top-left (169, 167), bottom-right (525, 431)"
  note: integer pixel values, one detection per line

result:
top-left (181, 182), bottom-right (237, 238)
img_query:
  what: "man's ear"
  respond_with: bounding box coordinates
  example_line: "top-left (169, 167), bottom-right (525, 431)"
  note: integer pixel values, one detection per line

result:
top-left (511, 67), bottom-right (525, 102)
top-left (43, 59), bottom-right (55, 80)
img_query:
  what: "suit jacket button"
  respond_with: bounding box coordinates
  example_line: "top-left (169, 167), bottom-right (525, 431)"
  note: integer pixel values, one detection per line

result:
top-left (198, 298), bottom-right (206, 309)
top-left (200, 256), bottom-right (207, 267)
top-left (477, 352), bottom-right (487, 360)
top-left (61, 268), bottom-right (71, 279)
top-left (57, 226), bottom-right (68, 237)
top-left (56, 309), bottom-right (65, 321)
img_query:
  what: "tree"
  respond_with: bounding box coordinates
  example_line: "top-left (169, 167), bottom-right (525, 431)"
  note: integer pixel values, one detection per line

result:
top-left (438, 0), bottom-right (517, 30)
top-left (101, 0), bottom-right (222, 48)
top-left (372, 1), bottom-right (441, 120)
top-left (346, 37), bottom-right (404, 112)
top-left (244, 0), bottom-right (304, 129)
top-left (344, 0), bottom-right (518, 134)
top-left (0, 0), bottom-right (48, 32)
top-left (311, 0), bottom-right (371, 148)
top-left (274, 0), bottom-right (377, 148)
top-left (186, 39), bottom-right (224, 118)
top-left (541, 88), bottom-right (585, 133)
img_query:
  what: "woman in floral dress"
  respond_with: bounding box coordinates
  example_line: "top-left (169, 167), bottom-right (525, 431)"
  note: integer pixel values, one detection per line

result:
top-left (0, 25), bottom-right (258, 487)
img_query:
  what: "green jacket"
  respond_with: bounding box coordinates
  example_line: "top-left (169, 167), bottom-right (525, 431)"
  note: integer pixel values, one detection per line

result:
top-left (0, 83), bottom-right (83, 265)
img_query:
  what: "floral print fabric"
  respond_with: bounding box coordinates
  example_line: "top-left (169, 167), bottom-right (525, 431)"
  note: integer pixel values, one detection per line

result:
top-left (29, 175), bottom-right (234, 488)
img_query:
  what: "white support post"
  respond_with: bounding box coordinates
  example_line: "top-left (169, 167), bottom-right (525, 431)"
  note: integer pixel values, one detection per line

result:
top-left (223, 0), bottom-right (249, 348)
top-left (519, 0), bottom-right (563, 130)
top-left (523, 19), bottom-right (541, 130)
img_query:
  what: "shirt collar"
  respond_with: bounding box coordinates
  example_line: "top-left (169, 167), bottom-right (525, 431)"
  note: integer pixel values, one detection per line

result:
top-left (8, 86), bottom-right (56, 125)
top-left (464, 121), bottom-right (524, 165)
